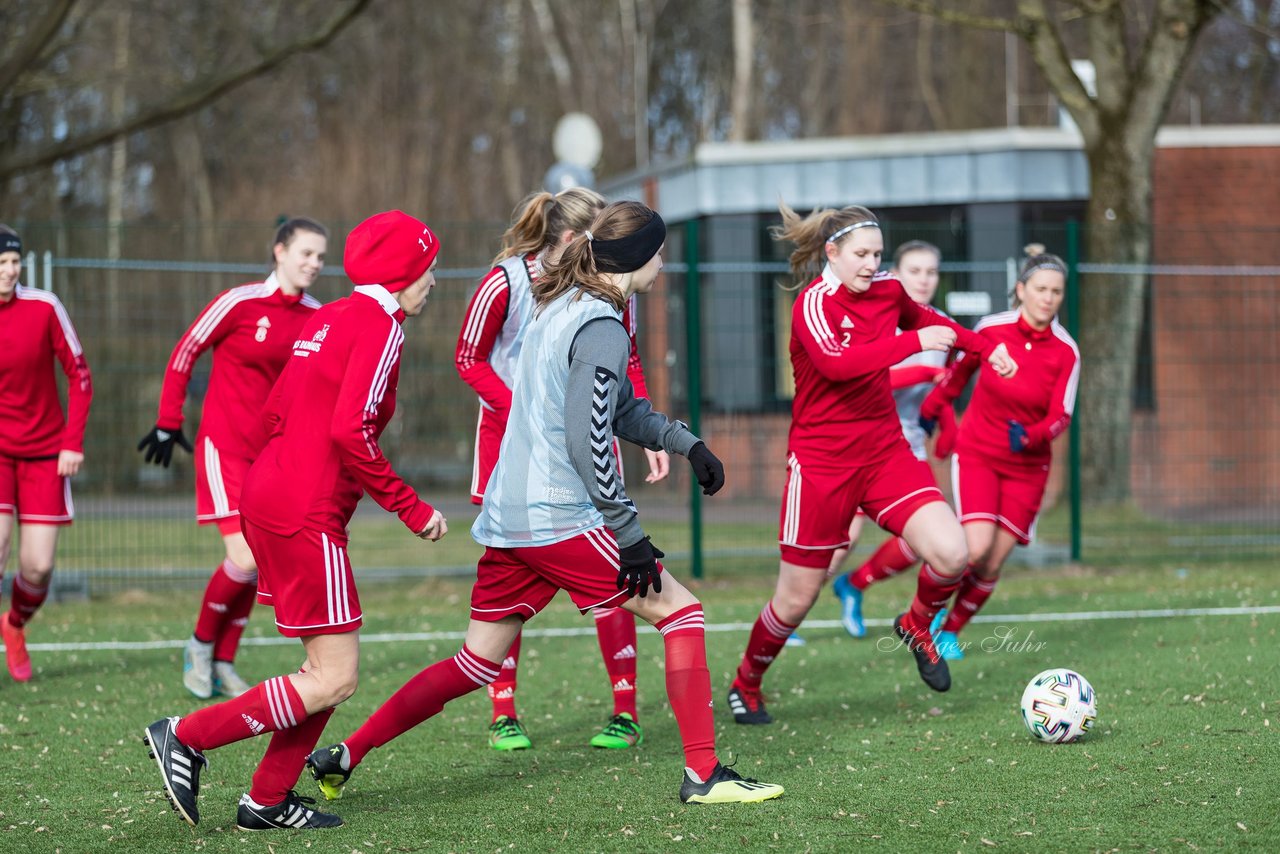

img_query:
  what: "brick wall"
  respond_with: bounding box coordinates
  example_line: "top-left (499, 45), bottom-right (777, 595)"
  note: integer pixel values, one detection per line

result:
top-left (1136, 145), bottom-right (1280, 516)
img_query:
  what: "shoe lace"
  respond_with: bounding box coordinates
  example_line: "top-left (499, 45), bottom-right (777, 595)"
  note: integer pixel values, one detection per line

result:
top-left (489, 717), bottom-right (525, 738)
top-left (601, 715), bottom-right (640, 737)
top-left (283, 789), bottom-right (319, 810)
top-left (716, 759), bottom-right (761, 785)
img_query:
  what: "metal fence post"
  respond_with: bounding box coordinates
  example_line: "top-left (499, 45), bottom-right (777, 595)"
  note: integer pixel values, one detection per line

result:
top-left (43, 250), bottom-right (54, 292)
top-left (1066, 220), bottom-right (1082, 562)
top-left (683, 218), bottom-right (704, 579)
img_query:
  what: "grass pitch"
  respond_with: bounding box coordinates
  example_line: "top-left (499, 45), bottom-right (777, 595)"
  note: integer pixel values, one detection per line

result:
top-left (1, 562), bottom-right (1276, 852)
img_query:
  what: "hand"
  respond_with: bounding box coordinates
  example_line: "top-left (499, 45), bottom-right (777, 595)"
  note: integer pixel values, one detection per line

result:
top-left (686, 442), bottom-right (725, 495)
top-left (616, 536), bottom-right (664, 598)
top-left (918, 414), bottom-right (938, 437)
top-left (988, 342), bottom-right (1018, 378)
top-left (1008, 420), bottom-right (1028, 453)
top-left (418, 509), bottom-right (448, 541)
top-left (918, 325), bottom-right (958, 353)
top-left (643, 449), bottom-right (671, 483)
top-left (137, 425), bottom-right (193, 468)
top-left (57, 450), bottom-right (84, 477)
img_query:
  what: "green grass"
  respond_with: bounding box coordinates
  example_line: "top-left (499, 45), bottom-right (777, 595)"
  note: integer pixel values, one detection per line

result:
top-left (1, 562), bottom-right (1277, 851)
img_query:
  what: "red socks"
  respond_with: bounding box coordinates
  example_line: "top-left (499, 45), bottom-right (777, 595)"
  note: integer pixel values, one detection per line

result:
top-left (214, 580), bottom-right (258, 662)
top-left (8, 574), bottom-right (49, 628)
top-left (487, 632), bottom-right (521, 720)
top-left (655, 604), bottom-right (718, 782)
top-left (488, 610), bottom-right (641, 722)
top-left (345, 645), bottom-right (500, 767)
top-left (850, 537), bottom-right (918, 590)
top-left (905, 563), bottom-right (964, 637)
top-left (593, 606), bottom-right (639, 719)
top-left (247, 708), bottom-right (334, 806)
top-left (176, 675), bottom-right (308, 751)
top-left (734, 601), bottom-right (797, 692)
top-left (942, 571), bottom-right (998, 633)
top-left (194, 559), bottom-right (256, 650)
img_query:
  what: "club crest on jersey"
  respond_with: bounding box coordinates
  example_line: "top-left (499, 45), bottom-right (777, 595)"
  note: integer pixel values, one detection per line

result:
top-left (293, 323), bottom-right (330, 357)
top-left (254, 315), bottom-right (271, 342)
top-left (840, 315), bottom-right (855, 329)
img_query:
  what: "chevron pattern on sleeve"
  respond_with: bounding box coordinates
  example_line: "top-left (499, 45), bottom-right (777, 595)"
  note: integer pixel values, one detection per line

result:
top-left (592, 367), bottom-right (620, 500)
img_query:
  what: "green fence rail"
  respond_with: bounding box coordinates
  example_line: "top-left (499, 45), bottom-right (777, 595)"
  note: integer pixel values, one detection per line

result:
top-left (4, 217), bottom-right (1277, 597)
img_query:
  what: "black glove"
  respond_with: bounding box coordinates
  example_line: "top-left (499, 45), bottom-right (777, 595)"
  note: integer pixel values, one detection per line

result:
top-left (918, 415), bottom-right (938, 437)
top-left (137, 425), bottom-right (193, 468)
top-left (616, 536), bottom-right (665, 598)
top-left (1008, 420), bottom-right (1028, 453)
top-left (687, 442), bottom-right (725, 496)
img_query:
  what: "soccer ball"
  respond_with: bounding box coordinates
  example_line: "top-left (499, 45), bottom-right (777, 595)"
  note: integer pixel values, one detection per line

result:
top-left (1019, 668), bottom-right (1097, 743)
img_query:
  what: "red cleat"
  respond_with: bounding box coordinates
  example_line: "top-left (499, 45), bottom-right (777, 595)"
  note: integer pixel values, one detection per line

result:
top-left (2, 612), bottom-right (32, 682)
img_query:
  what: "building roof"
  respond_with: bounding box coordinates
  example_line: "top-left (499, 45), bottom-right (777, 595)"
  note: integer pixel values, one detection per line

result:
top-left (601, 125), bottom-right (1280, 221)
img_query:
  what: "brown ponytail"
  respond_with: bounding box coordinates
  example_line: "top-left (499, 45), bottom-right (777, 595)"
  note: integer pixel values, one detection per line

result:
top-left (494, 187), bottom-right (607, 265)
top-left (770, 200), bottom-right (879, 287)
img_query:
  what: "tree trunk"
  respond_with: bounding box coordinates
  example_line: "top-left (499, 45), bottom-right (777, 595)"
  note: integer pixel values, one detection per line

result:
top-left (728, 0), bottom-right (754, 141)
top-left (1077, 127), bottom-right (1155, 503)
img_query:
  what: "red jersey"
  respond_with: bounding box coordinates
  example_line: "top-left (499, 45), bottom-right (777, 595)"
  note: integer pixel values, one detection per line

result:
top-left (789, 266), bottom-right (992, 464)
top-left (156, 274), bottom-right (321, 459)
top-left (454, 254), bottom-right (651, 423)
top-left (239, 286), bottom-right (434, 538)
top-left (0, 285), bottom-right (93, 458)
top-left (928, 311), bottom-right (1080, 464)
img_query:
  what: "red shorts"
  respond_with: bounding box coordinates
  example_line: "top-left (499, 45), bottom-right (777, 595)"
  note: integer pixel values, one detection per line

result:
top-left (470, 527), bottom-right (650, 621)
top-left (952, 450), bottom-right (1050, 545)
top-left (0, 455), bottom-right (73, 525)
top-left (196, 435), bottom-right (249, 534)
top-left (241, 519), bottom-right (362, 637)
top-left (779, 447), bottom-right (943, 569)
top-left (471, 406), bottom-right (624, 505)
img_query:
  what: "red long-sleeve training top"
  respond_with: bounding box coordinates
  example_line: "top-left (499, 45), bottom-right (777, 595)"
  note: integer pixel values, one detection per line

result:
top-left (240, 286), bottom-right (433, 538)
top-left (788, 267), bottom-right (993, 465)
top-left (0, 285), bottom-right (93, 458)
top-left (924, 310), bottom-right (1080, 464)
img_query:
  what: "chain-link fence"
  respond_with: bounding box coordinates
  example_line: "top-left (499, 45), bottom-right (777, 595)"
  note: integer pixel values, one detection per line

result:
top-left (6, 217), bottom-right (1277, 597)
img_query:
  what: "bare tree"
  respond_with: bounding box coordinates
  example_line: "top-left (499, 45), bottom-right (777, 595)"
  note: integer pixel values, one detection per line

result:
top-left (0, 0), bottom-right (372, 182)
top-left (876, 0), bottom-right (1229, 502)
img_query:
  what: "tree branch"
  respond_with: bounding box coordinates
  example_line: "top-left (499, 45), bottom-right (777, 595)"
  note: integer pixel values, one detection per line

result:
top-left (0, 0), bottom-right (371, 181)
top-left (873, 0), bottom-right (1018, 33)
top-left (0, 0), bottom-right (80, 96)
top-left (1087, 0), bottom-right (1133, 116)
top-left (1016, 0), bottom-right (1101, 141)
top-left (1126, 0), bottom-right (1221, 144)
top-left (1208, 0), bottom-right (1280, 38)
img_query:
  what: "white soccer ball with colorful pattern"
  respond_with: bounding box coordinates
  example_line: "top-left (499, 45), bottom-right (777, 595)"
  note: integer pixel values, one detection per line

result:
top-left (1019, 668), bottom-right (1098, 743)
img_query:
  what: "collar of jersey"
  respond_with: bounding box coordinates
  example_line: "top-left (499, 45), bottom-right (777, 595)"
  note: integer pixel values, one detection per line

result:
top-left (1016, 312), bottom-right (1054, 341)
top-left (353, 284), bottom-right (403, 318)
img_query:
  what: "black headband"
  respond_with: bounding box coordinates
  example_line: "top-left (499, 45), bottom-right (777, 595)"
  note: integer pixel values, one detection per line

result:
top-left (0, 234), bottom-right (20, 256)
top-left (589, 211), bottom-right (666, 274)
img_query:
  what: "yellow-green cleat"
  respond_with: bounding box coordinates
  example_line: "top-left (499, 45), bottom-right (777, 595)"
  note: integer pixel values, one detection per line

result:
top-left (305, 743), bottom-right (352, 801)
top-left (680, 763), bottom-right (784, 805)
top-left (589, 713), bottom-right (643, 749)
top-left (488, 715), bottom-right (532, 751)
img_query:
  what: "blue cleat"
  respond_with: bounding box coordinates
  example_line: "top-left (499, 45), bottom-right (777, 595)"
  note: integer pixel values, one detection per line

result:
top-left (929, 608), bottom-right (948, 638)
top-left (934, 630), bottom-right (965, 661)
top-left (784, 632), bottom-right (806, 647)
top-left (832, 573), bottom-right (866, 638)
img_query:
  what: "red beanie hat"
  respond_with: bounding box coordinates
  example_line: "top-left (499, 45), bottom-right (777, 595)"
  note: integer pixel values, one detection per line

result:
top-left (343, 210), bottom-right (441, 293)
